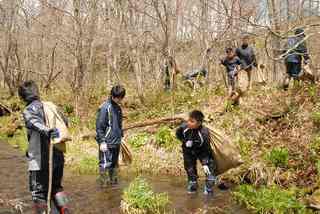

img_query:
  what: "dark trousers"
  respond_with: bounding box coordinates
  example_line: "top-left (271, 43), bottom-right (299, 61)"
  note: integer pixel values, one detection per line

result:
top-left (286, 62), bottom-right (302, 78)
top-left (29, 164), bottom-right (64, 203)
top-left (183, 149), bottom-right (215, 181)
top-left (99, 145), bottom-right (120, 173)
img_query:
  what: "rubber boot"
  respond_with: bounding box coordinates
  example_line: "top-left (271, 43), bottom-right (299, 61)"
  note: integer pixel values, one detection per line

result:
top-left (187, 180), bottom-right (198, 194)
top-left (204, 175), bottom-right (215, 195)
top-left (54, 192), bottom-right (71, 214)
top-left (109, 168), bottom-right (118, 185)
top-left (32, 201), bottom-right (47, 214)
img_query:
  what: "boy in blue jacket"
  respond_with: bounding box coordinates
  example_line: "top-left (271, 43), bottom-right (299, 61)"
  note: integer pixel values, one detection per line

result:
top-left (96, 85), bottom-right (126, 186)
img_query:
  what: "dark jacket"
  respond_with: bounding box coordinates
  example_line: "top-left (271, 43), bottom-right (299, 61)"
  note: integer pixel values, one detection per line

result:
top-left (22, 100), bottom-right (64, 171)
top-left (176, 123), bottom-right (213, 163)
top-left (236, 45), bottom-right (257, 69)
top-left (221, 56), bottom-right (242, 73)
top-left (284, 36), bottom-right (309, 63)
top-left (96, 98), bottom-right (123, 147)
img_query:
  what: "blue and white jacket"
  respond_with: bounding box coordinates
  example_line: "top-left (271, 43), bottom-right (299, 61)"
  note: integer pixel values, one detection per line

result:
top-left (96, 98), bottom-right (123, 147)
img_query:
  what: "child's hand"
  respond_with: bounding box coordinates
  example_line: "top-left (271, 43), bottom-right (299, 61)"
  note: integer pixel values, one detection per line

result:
top-left (186, 140), bottom-right (193, 148)
top-left (203, 165), bottom-right (211, 175)
top-left (100, 143), bottom-right (108, 152)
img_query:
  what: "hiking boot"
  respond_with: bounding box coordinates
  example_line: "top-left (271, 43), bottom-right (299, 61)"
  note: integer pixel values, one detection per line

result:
top-left (187, 181), bottom-right (198, 194)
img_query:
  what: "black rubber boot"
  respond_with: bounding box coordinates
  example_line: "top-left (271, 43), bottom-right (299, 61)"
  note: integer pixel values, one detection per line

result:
top-left (187, 180), bottom-right (198, 194)
top-left (109, 168), bottom-right (118, 185)
top-left (97, 172), bottom-right (109, 187)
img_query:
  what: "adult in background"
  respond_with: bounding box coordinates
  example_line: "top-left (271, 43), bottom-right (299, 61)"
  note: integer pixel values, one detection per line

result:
top-left (236, 34), bottom-right (258, 90)
top-left (282, 28), bottom-right (310, 90)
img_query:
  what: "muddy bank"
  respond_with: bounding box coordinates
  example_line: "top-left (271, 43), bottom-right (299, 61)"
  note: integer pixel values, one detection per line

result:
top-left (0, 141), bottom-right (249, 214)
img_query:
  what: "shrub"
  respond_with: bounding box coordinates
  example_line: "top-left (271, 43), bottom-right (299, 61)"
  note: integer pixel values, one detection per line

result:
top-left (128, 133), bottom-right (150, 149)
top-left (121, 177), bottom-right (169, 214)
top-left (265, 147), bottom-right (289, 168)
top-left (233, 185), bottom-right (307, 214)
top-left (63, 104), bottom-right (74, 115)
top-left (155, 126), bottom-right (180, 150)
top-left (311, 111), bottom-right (320, 127)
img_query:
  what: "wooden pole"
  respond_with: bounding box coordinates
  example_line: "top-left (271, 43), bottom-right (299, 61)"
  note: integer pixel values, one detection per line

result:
top-left (47, 117), bottom-right (56, 213)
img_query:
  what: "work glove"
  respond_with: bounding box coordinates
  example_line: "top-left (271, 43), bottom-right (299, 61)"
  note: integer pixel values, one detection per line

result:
top-left (203, 165), bottom-right (211, 176)
top-left (49, 128), bottom-right (60, 139)
top-left (100, 143), bottom-right (108, 152)
top-left (186, 140), bottom-right (193, 148)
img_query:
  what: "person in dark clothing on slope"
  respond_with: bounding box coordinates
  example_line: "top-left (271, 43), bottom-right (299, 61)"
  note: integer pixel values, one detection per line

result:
top-left (176, 110), bottom-right (216, 195)
top-left (96, 85), bottom-right (125, 186)
top-left (221, 48), bottom-right (242, 96)
top-left (236, 34), bottom-right (258, 91)
top-left (282, 28), bottom-right (310, 90)
top-left (18, 81), bottom-right (70, 214)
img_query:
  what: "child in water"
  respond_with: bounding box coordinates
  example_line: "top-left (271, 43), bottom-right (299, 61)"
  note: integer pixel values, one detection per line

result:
top-left (176, 110), bottom-right (216, 194)
top-left (96, 85), bottom-right (126, 186)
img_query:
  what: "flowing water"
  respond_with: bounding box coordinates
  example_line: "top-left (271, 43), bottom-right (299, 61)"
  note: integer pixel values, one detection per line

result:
top-left (0, 141), bottom-right (249, 214)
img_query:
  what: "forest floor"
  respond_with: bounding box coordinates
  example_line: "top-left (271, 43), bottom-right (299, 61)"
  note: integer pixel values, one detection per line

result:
top-left (1, 80), bottom-right (320, 213)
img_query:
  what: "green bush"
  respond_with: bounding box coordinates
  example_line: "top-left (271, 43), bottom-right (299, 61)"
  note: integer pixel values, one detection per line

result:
top-left (233, 185), bottom-right (307, 214)
top-left (311, 111), bottom-right (320, 127)
top-left (128, 133), bottom-right (150, 149)
top-left (122, 177), bottom-right (169, 213)
top-left (265, 147), bottom-right (289, 168)
top-left (155, 126), bottom-right (179, 150)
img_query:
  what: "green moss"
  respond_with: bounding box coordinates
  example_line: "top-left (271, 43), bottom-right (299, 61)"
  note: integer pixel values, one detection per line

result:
top-left (122, 177), bottom-right (170, 213)
top-left (233, 185), bottom-right (308, 214)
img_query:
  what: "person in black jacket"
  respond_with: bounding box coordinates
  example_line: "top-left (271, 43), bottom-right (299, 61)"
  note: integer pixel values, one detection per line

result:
top-left (96, 85), bottom-right (125, 186)
top-left (18, 81), bottom-right (70, 214)
top-left (176, 110), bottom-right (216, 195)
top-left (282, 28), bottom-right (310, 90)
top-left (236, 34), bottom-right (258, 91)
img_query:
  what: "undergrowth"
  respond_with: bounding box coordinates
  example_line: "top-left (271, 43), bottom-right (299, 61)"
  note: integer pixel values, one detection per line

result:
top-left (233, 185), bottom-right (308, 214)
top-left (265, 147), bottom-right (289, 168)
top-left (121, 177), bottom-right (170, 214)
